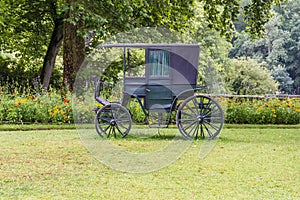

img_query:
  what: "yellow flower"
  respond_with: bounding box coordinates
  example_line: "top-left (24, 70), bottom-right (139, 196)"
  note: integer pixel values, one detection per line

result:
top-left (296, 109), bottom-right (300, 113)
top-left (257, 106), bottom-right (263, 111)
top-left (273, 114), bottom-right (277, 118)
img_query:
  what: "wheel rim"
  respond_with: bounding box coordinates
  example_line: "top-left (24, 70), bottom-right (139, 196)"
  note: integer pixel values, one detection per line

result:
top-left (176, 95), bottom-right (224, 140)
top-left (95, 104), bottom-right (131, 138)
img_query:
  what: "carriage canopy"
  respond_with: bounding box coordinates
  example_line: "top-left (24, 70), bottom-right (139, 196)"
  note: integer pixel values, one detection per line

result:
top-left (102, 43), bottom-right (200, 86)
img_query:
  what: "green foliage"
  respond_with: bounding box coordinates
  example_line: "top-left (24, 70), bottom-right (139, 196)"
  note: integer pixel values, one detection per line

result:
top-left (200, 0), bottom-right (286, 38)
top-left (275, 0), bottom-right (300, 93)
top-left (187, 3), bottom-right (232, 93)
top-left (1, 80), bottom-right (300, 125)
top-left (0, 82), bottom-right (73, 124)
top-left (0, 0), bottom-right (64, 86)
top-left (0, 0), bottom-right (289, 94)
top-left (230, 0), bottom-right (300, 94)
top-left (226, 97), bottom-right (300, 124)
top-left (226, 58), bottom-right (278, 95)
top-left (243, 0), bottom-right (284, 37)
top-left (128, 101), bottom-right (146, 123)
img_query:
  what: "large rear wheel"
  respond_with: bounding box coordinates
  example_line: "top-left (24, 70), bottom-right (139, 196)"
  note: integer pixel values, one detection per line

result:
top-left (176, 95), bottom-right (224, 140)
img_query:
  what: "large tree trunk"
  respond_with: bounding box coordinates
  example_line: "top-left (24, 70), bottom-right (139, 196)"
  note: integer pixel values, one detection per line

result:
top-left (40, 18), bottom-right (64, 89)
top-left (63, 0), bottom-right (85, 91)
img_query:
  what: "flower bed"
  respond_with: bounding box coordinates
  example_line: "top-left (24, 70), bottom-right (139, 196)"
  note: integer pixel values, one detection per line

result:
top-left (1, 83), bottom-right (300, 124)
top-left (0, 87), bottom-right (74, 124)
top-left (225, 97), bottom-right (300, 124)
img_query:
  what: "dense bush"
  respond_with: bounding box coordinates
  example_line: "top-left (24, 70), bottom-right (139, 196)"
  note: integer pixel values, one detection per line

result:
top-left (0, 82), bottom-right (300, 124)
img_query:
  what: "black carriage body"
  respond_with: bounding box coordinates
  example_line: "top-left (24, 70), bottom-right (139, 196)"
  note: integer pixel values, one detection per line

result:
top-left (107, 44), bottom-right (200, 111)
top-left (95, 43), bottom-right (224, 140)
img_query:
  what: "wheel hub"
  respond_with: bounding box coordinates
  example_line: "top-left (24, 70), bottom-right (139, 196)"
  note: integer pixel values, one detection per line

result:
top-left (197, 115), bottom-right (204, 123)
top-left (110, 119), bottom-right (116, 126)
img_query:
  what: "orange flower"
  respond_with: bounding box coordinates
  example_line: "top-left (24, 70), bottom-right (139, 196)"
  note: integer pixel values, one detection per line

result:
top-left (286, 103), bottom-right (290, 107)
top-left (63, 98), bottom-right (70, 103)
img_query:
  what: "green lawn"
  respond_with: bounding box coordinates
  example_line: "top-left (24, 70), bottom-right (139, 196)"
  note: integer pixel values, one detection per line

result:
top-left (0, 127), bottom-right (299, 199)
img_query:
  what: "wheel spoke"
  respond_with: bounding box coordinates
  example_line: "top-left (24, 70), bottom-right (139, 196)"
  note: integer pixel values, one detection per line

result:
top-left (177, 95), bottom-right (223, 140)
top-left (205, 121), bottom-right (221, 131)
top-left (113, 126), bottom-right (116, 137)
top-left (200, 124), bottom-right (204, 138)
top-left (203, 123), bottom-right (213, 137)
top-left (194, 123), bottom-right (200, 139)
top-left (179, 118), bottom-right (197, 122)
top-left (99, 116), bottom-right (111, 122)
top-left (115, 124), bottom-right (128, 137)
top-left (192, 97), bottom-right (201, 114)
top-left (98, 121), bottom-right (109, 127)
top-left (95, 104), bottom-right (131, 138)
top-left (186, 121), bottom-right (199, 138)
top-left (185, 102), bottom-right (198, 116)
top-left (180, 118), bottom-right (198, 130)
top-left (107, 126), bottom-right (112, 137)
top-left (181, 110), bottom-right (197, 118)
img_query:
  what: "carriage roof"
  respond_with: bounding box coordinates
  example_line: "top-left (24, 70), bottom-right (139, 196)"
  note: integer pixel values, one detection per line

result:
top-left (102, 43), bottom-right (199, 48)
top-left (102, 43), bottom-right (200, 85)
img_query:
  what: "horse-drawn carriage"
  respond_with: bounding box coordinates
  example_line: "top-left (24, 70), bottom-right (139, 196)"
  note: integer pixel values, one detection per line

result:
top-left (94, 43), bottom-right (224, 140)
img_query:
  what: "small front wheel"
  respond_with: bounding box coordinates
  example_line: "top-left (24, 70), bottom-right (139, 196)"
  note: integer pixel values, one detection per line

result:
top-left (95, 103), bottom-right (132, 138)
top-left (176, 95), bottom-right (224, 140)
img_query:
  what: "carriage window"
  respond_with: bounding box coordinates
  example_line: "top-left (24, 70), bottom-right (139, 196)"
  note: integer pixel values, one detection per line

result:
top-left (149, 50), bottom-right (170, 77)
top-left (125, 48), bottom-right (146, 78)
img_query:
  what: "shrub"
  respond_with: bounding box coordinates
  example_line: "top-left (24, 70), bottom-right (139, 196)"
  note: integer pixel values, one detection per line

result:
top-left (225, 97), bottom-right (300, 124)
top-left (0, 83), bottom-right (73, 124)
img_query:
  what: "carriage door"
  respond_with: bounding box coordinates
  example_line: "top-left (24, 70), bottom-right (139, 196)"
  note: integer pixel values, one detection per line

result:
top-left (146, 49), bottom-right (172, 110)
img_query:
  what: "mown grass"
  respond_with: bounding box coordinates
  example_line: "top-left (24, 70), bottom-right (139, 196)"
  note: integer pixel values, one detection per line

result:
top-left (1, 123), bottom-right (300, 131)
top-left (0, 127), bottom-right (299, 199)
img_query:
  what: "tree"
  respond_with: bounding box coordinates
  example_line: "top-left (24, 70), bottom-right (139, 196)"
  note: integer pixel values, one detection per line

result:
top-left (275, 0), bottom-right (300, 93)
top-left (61, 0), bottom-right (196, 89)
top-left (200, 0), bottom-right (286, 38)
top-left (62, 0), bottom-right (85, 91)
top-left (40, 1), bottom-right (64, 89)
top-left (1, 0), bottom-right (287, 90)
top-left (188, 2), bottom-right (232, 93)
top-left (1, 0), bottom-right (57, 85)
top-left (229, 0), bottom-right (300, 93)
